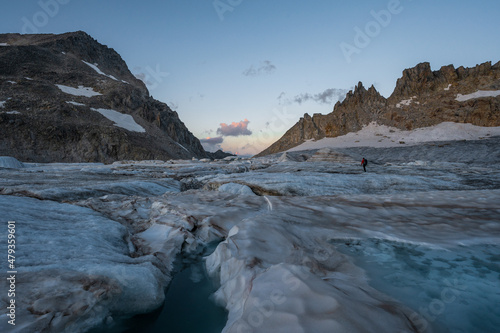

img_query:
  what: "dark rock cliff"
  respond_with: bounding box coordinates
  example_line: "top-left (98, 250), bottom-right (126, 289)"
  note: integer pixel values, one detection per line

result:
top-left (256, 61), bottom-right (500, 157)
top-left (0, 31), bottom-right (208, 163)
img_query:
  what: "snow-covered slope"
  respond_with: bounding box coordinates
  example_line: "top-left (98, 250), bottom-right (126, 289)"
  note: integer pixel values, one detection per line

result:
top-left (91, 108), bottom-right (146, 133)
top-left (456, 89), bottom-right (500, 101)
top-left (288, 122), bottom-right (500, 151)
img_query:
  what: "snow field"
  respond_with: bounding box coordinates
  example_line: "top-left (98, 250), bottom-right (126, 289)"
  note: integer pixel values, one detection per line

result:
top-left (288, 121), bottom-right (500, 151)
top-left (456, 90), bottom-right (500, 102)
top-left (91, 108), bottom-right (146, 133)
top-left (56, 84), bottom-right (102, 97)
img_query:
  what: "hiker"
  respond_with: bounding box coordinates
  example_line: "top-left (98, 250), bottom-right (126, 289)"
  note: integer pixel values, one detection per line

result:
top-left (361, 158), bottom-right (368, 172)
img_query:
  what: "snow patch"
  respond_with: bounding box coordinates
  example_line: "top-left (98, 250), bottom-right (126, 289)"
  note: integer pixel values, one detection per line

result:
top-left (0, 43), bottom-right (8, 46)
top-left (0, 156), bottom-right (24, 169)
top-left (66, 101), bottom-right (86, 106)
top-left (456, 90), bottom-right (500, 102)
top-left (91, 108), bottom-right (146, 133)
top-left (3, 111), bottom-right (20, 115)
top-left (56, 84), bottom-right (102, 97)
top-left (176, 142), bottom-right (190, 153)
top-left (82, 61), bottom-right (129, 84)
top-left (288, 121), bottom-right (500, 151)
top-left (444, 84), bottom-right (452, 91)
top-left (396, 96), bottom-right (418, 108)
top-left (7, 81), bottom-right (16, 84)
top-left (0, 101), bottom-right (5, 108)
top-left (82, 60), bottom-right (119, 81)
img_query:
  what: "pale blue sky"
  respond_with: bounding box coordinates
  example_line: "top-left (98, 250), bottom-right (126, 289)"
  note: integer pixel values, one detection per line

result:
top-left (1, 0), bottom-right (499, 155)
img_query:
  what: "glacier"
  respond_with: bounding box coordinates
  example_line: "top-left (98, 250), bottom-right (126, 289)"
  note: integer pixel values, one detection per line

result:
top-left (0, 134), bottom-right (499, 332)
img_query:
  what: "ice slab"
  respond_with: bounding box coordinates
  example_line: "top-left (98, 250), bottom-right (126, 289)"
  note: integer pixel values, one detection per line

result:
top-left (0, 195), bottom-right (168, 333)
top-left (206, 210), bottom-right (422, 332)
top-left (0, 156), bottom-right (24, 169)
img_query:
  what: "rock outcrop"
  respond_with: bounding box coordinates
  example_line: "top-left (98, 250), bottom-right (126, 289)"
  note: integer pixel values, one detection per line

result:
top-left (256, 61), bottom-right (500, 157)
top-left (206, 149), bottom-right (236, 160)
top-left (0, 31), bottom-right (208, 163)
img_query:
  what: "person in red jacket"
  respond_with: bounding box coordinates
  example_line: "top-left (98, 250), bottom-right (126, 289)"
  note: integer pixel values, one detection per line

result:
top-left (361, 158), bottom-right (368, 172)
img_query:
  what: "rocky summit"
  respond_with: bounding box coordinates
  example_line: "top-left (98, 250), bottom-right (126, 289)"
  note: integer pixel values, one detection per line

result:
top-left (256, 61), bottom-right (500, 157)
top-left (0, 31), bottom-right (209, 163)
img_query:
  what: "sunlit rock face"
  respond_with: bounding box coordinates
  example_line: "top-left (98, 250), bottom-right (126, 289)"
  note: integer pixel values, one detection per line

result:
top-left (256, 61), bottom-right (500, 157)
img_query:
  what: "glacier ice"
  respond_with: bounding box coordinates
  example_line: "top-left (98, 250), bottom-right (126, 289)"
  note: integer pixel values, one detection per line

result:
top-left (0, 156), bottom-right (24, 169)
top-left (0, 135), bottom-right (499, 332)
top-left (0, 195), bottom-right (168, 333)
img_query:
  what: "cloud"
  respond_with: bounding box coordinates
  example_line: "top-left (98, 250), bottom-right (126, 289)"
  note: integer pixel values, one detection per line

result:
top-left (217, 119), bottom-right (252, 137)
top-left (291, 88), bottom-right (350, 105)
top-left (243, 61), bottom-right (277, 77)
top-left (200, 136), bottom-right (224, 145)
top-left (200, 136), bottom-right (224, 152)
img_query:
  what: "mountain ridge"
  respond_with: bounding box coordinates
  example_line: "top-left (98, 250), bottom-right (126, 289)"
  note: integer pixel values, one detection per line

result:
top-left (256, 61), bottom-right (500, 157)
top-left (0, 31), bottom-right (211, 163)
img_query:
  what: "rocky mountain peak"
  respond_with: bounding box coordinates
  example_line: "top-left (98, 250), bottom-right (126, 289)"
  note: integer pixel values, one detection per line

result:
top-left (335, 81), bottom-right (386, 112)
top-left (256, 60), bottom-right (500, 157)
top-left (391, 62), bottom-right (436, 98)
top-left (0, 31), bottom-right (208, 163)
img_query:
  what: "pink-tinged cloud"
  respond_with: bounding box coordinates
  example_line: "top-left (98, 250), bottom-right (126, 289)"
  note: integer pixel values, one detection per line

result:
top-left (200, 136), bottom-right (224, 144)
top-left (217, 119), bottom-right (252, 137)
